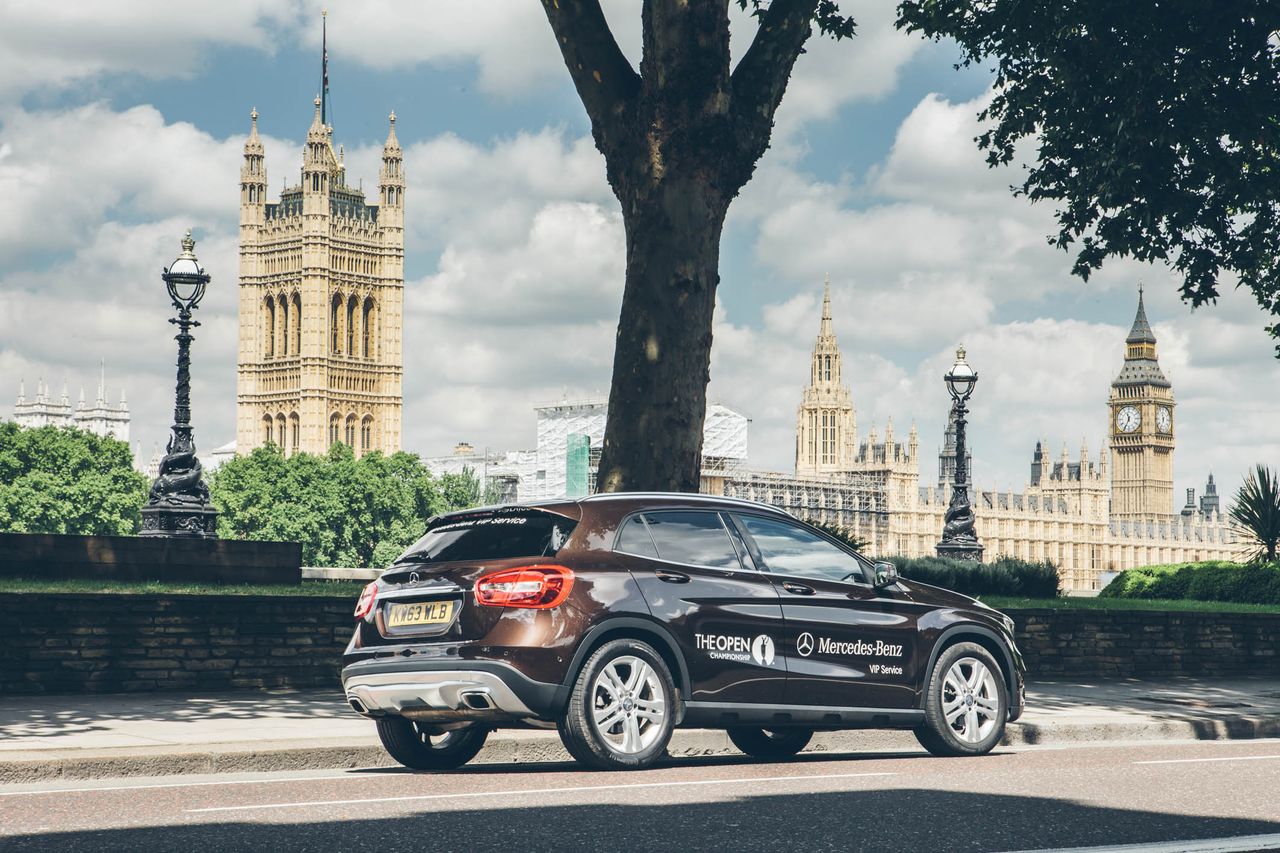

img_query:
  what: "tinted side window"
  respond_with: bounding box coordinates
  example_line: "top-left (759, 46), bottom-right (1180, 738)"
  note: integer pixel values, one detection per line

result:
top-left (738, 515), bottom-right (867, 584)
top-left (644, 511), bottom-right (741, 570)
top-left (614, 516), bottom-right (659, 558)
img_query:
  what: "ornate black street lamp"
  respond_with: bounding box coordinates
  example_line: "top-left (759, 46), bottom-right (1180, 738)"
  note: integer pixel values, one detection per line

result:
top-left (140, 230), bottom-right (218, 538)
top-left (936, 345), bottom-right (983, 562)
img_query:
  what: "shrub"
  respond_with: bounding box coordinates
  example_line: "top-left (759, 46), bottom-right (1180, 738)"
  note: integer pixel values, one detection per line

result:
top-left (1100, 561), bottom-right (1280, 604)
top-left (888, 556), bottom-right (1060, 598)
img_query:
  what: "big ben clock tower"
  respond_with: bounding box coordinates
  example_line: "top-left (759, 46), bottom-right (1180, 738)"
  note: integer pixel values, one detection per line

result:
top-left (1108, 288), bottom-right (1175, 519)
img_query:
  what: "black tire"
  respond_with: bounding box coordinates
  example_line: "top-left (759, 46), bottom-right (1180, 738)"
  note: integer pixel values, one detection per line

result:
top-left (375, 718), bottom-right (489, 771)
top-left (558, 638), bottom-right (678, 771)
top-left (914, 641), bottom-right (1008, 757)
top-left (727, 726), bottom-right (814, 759)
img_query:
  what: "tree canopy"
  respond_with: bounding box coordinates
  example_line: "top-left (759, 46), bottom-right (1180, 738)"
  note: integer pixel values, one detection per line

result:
top-left (209, 444), bottom-right (481, 568)
top-left (897, 0), bottom-right (1280, 352)
top-left (0, 422), bottom-right (148, 536)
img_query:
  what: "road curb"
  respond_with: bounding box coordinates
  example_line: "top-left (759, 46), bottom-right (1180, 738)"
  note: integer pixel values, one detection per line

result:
top-left (5, 714), bottom-right (1279, 784)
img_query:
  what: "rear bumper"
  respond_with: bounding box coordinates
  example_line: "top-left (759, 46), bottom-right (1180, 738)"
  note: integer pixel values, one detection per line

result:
top-left (341, 659), bottom-right (562, 723)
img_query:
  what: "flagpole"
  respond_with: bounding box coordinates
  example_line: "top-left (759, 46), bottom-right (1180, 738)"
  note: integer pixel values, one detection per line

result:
top-left (321, 9), bottom-right (328, 126)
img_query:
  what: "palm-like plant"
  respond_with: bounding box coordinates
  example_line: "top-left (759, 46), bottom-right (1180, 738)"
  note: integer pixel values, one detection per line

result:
top-left (1230, 465), bottom-right (1280, 563)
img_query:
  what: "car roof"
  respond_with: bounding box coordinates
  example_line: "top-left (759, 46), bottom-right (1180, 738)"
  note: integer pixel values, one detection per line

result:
top-left (577, 491), bottom-right (795, 519)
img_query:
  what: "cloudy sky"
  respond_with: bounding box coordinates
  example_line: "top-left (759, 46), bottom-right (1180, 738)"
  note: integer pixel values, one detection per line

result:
top-left (1, 0), bottom-right (1277, 508)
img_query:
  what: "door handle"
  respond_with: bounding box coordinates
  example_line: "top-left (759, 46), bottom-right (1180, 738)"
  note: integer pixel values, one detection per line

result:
top-left (782, 581), bottom-right (815, 595)
top-left (655, 569), bottom-right (690, 584)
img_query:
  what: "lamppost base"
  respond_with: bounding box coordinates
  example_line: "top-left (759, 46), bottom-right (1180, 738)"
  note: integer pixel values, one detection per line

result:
top-left (936, 540), bottom-right (984, 562)
top-left (140, 506), bottom-right (219, 539)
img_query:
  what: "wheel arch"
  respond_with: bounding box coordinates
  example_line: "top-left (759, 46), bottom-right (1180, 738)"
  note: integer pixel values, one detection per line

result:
top-left (922, 623), bottom-right (1018, 705)
top-left (553, 616), bottom-right (691, 716)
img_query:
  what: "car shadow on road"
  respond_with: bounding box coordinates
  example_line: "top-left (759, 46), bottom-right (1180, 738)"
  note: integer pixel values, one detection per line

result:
top-left (6, 787), bottom-right (1280, 853)
top-left (347, 748), bottom-right (947, 777)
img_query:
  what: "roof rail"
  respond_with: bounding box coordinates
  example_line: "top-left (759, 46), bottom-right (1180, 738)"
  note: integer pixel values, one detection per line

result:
top-left (578, 491), bottom-right (795, 518)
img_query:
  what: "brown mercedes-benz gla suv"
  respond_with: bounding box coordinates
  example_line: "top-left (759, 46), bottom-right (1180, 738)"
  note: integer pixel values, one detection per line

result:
top-left (341, 492), bottom-right (1025, 771)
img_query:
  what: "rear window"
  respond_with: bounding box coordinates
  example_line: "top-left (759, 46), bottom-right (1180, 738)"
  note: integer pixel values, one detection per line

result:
top-left (642, 510), bottom-right (741, 570)
top-left (396, 511), bottom-right (576, 564)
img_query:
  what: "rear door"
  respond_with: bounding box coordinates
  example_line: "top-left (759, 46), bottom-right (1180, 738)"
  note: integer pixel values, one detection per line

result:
top-left (617, 509), bottom-right (786, 705)
top-left (730, 513), bottom-right (921, 709)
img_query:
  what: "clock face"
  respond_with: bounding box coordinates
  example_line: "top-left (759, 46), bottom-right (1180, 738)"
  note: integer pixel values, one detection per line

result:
top-left (1116, 406), bottom-right (1141, 433)
top-left (1156, 407), bottom-right (1172, 434)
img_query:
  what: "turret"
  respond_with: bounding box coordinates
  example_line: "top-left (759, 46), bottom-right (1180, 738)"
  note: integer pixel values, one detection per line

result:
top-left (303, 96), bottom-right (336, 220)
top-left (379, 111), bottom-right (405, 235)
top-left (240, 108), bottom-right (267, 229)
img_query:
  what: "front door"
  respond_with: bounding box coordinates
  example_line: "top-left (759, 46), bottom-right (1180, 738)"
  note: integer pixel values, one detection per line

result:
top-left (730, 513), bottom-right (921, 709)
top-left (618, 509), bottom-right (786, 705)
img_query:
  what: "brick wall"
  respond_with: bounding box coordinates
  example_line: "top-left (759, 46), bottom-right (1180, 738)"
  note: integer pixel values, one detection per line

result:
top-left (0, 594), bottom-right (352, 694)
top-left (1, 595), bottom-right (1277, 695)
top-left (1009, 608), bottom-right (1279, 677)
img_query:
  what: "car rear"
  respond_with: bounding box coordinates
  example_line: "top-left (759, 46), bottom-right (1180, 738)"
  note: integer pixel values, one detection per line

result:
top-left (341, 503), bottom-right (586, 725)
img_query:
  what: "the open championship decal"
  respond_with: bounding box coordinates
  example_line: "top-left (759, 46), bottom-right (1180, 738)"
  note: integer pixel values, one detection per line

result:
top-left (695, 633), bottom-right (777, 667)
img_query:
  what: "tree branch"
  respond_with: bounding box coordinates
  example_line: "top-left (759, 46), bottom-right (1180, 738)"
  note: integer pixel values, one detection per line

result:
top-left (729, 0), bottom-right (820, 171)
top-left (540, 0), bottom-right (641, 153)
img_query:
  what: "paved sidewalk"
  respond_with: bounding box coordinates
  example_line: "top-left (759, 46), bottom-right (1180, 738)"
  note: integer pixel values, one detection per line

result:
top-left (2, 677), bottom-right (1279, 782)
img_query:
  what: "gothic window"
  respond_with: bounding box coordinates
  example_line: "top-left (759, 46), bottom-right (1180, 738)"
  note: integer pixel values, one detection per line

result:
top-left (263, 415), bottom-right (273, 445)
top-left (289, 413), bottom-right (300, 454)
top-left (290, 294), bottom-right (302, 355)
top-left (264, 297), bottom-right (276, 358)
top-left (360, 416), bottom-right (373, 452)
top-left (362, 298), bottom-right (375, 358)
top-left (344, 415), bottom-right (357, 448)
top-left (329, 414), bottom-right (341, 447)
top-left (276, 414), bottom-right (287, 449)
top-left (346, 296), bottom-right (358, 355)
top-left (331, 293), bottom-right (343, 354)
top-left (278, 294), bottom-right (289, 356)
top-left (824, 355), bottom-right (832, 382)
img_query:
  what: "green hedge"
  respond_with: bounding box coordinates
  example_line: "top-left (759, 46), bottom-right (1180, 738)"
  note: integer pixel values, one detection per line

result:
top-left (1100, 561), bottom-right (1280, 605)
top-left (888, 556), bottom-right (1060, 598)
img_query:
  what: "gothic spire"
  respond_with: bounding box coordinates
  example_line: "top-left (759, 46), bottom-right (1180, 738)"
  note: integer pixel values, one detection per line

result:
top-left (1126, 285), bottom-right (1157, 345)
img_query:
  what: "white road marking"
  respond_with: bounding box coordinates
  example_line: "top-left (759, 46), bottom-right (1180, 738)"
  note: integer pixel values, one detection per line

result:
top-left (185, 771), bottom-right (897, 814)
top-left (0, 771), bottom-right (403, 797)
top-left (997, 832), bottom-right (1280, 853)
top-left (1134, 754), bottom-right (1280, 766)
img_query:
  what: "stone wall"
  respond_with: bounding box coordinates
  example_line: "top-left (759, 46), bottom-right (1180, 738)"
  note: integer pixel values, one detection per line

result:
top-left (0, 593), bottom-right (351, 694)
top-left (1009, 608), bottom-right (1279, 678)
top-left (1, 594), bottom-right (1276, 695)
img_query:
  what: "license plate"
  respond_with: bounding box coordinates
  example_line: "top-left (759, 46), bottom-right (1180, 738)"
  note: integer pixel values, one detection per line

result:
top-left (386, 600), bottom-right (454, 628)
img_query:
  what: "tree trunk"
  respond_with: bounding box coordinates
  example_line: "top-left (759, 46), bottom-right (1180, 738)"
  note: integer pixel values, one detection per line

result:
top-left (596, 175), bottom-right (728, 493)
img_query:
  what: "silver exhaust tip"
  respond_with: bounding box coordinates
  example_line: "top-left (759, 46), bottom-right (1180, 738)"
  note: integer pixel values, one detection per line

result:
top-left (460, 691), bottom-right (495, 711)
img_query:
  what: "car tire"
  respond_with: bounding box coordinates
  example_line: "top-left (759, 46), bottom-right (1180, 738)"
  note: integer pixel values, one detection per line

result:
top-left (726, 727), bottom-right (814, 759)
top-left (375, 718), bottom-right (489, 771)
top-left (558, 638), bottom-right (678, 771)
top-left (914, 641), bottom-right (1008, 757)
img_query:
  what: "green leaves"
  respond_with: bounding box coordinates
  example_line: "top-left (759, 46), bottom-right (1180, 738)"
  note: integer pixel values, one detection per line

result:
top-left (207, 445), bottom-right (470, 568)
top-left (1230, 464), bottom-right (1280, 562)
top-left (896, 0), bottom-right (1280, 354)
top-left (0, 423), bottom-right (148, 536)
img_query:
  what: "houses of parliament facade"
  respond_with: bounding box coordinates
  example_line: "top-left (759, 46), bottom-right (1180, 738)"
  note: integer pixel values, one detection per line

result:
top-left (720, 281), bottom-right (1241, 592)
top-left (234, 92), bottom-right (404, 458)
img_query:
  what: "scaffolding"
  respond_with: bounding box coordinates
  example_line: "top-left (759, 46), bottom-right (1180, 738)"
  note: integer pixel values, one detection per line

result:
top-left (718, 467), bottom-right (892, 552)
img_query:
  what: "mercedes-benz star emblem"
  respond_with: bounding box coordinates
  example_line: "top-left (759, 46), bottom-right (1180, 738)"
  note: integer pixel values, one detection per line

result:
top-left (797, 632), bottom-right (815, 657)
top-left (409, 571), bottom-right (420, 584)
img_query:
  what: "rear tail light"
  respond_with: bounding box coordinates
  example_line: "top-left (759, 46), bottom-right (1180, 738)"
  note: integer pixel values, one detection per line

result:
top-left (354, 581), bottom-right (379, 620)
top-left (475, 565), bottom-right (574, 609)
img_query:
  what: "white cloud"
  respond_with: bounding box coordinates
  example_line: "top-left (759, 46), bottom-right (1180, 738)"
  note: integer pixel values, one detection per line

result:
top-left (0, 0), bottom-right (295, 101)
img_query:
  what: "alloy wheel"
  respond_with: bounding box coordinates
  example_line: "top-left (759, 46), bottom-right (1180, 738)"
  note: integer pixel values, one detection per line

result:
top-left (941, 656), bottom-right (1001, 744)
top-left (589, 655), bottom-right (666, 755)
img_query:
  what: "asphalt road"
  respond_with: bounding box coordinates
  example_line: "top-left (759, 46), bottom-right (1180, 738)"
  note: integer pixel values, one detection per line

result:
top-left (3, 738), bottom-right (1280, 853)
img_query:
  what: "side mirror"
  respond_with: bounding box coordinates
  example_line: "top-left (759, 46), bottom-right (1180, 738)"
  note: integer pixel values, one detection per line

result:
top-left (873, 561), bottom-right (899, 589)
